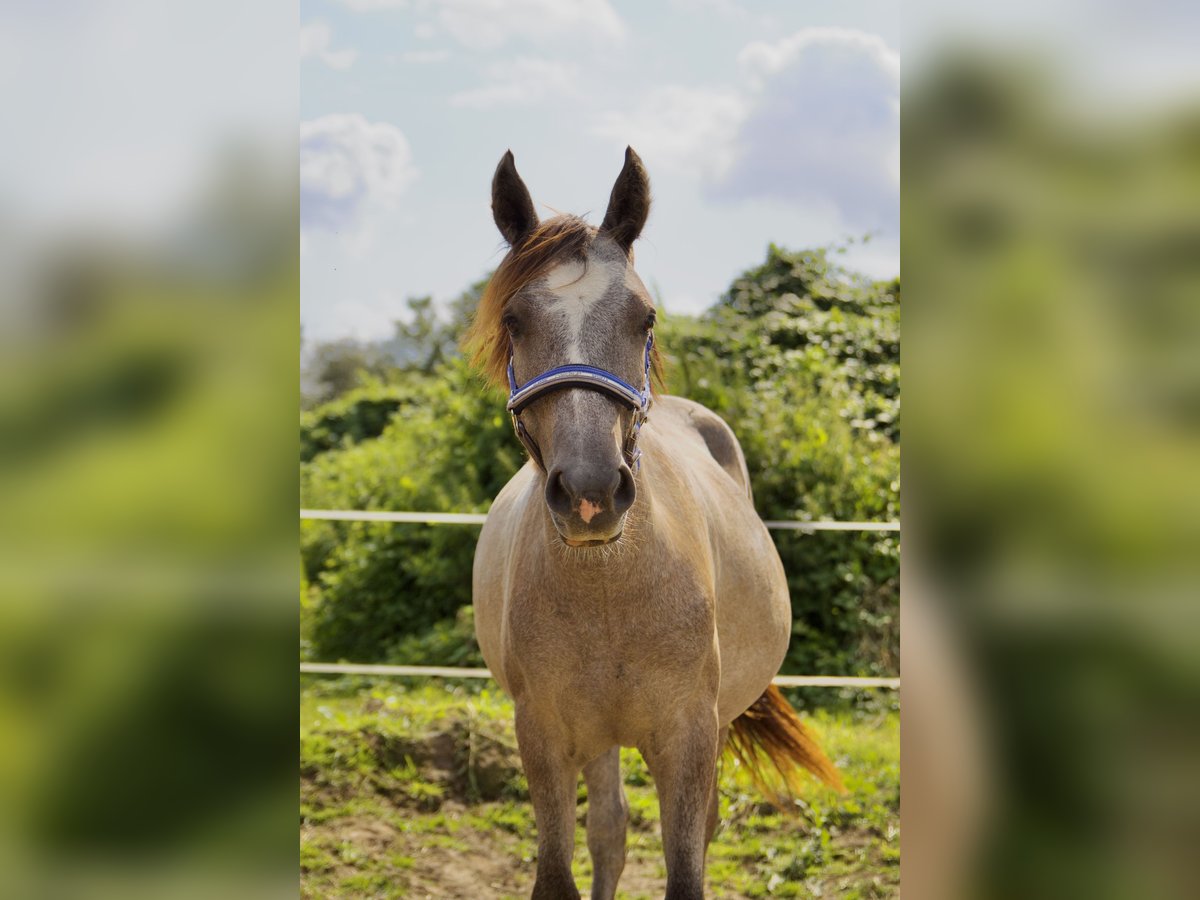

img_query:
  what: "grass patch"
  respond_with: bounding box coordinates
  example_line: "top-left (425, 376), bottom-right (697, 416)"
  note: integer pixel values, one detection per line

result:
top-left (300, 682), bottom-right (898, 898)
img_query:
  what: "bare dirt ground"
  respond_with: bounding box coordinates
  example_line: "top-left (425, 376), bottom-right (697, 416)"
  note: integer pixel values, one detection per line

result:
top-left (300, 801), bottom-right (892, 899)
top-left (301, 804), bottom-right (676, 899)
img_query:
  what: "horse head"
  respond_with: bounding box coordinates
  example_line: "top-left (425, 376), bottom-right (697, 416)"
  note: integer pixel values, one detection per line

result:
top-left (475, 148), bottom-right (657, 546)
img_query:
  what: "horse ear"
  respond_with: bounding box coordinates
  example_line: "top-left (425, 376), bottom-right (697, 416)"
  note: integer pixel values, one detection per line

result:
top-left (492, 150), bottom-right (538, 247)
top-left (599, 146), bottom-right (651, 252)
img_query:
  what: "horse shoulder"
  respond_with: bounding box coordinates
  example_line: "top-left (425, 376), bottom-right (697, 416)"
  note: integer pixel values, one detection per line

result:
top-left (650, 395), bottom-right (752, 499)
top-left (473, 462), bottom-right (541, 693)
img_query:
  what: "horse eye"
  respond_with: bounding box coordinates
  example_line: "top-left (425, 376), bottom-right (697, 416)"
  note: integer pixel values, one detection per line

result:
top-left (644, 310), bottom-right (657, 331)
top-left (502, 313), bottom-right (520, 336)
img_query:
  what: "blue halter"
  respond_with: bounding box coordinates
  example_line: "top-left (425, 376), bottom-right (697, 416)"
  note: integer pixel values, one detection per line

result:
top-left (506, 333), bottom-right (654, 472)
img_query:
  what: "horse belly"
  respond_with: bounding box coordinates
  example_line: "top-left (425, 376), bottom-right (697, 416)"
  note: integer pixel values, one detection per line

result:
top-left (713, 528), bottom-right (792, 725)
top-left (642, 418), bottom-right (793, 725)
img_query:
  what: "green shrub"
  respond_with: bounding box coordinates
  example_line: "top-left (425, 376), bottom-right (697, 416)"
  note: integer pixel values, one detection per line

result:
top-left (301, 359), bottom-right (520, 662)
top-left (389, 607), bottom-right (484, 669)
top-left (300, 380), bottom-right (413, 462)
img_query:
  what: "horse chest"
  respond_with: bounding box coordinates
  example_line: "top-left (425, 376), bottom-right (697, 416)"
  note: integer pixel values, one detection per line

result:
top-left (510, 578), bottom-right (710, 659)
top-left (505, 585), bottom-right (717, 745)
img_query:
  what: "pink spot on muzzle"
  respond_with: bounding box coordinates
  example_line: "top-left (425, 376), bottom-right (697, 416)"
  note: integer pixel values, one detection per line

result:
top-left (578, 498), bottom-right (603, 524)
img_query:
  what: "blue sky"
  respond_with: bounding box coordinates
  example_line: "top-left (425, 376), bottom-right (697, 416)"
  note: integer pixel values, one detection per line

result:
top-left (301, 0), bottom-right (900, 342)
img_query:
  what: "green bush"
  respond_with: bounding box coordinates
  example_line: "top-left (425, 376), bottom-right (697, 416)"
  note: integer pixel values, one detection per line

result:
top-left (301, 359), bottom-right (520, 662)
top-left (300, 380), bottom-right (413, 463)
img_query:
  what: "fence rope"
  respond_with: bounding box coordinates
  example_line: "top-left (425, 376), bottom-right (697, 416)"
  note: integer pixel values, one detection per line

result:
top-left (301, 509), bottom-right (899, 532)
top-left (299, 662), bottom-right (898, 690)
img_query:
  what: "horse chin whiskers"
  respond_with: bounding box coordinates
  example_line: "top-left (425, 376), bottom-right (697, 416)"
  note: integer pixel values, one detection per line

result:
top-left (548, 510), bottom-right (642, 563)
top-left (555, 535), bottom-right (621, 565)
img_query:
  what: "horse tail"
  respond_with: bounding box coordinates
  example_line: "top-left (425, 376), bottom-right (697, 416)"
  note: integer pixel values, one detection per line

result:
top-left (725, 684), bottom-right (846, 807)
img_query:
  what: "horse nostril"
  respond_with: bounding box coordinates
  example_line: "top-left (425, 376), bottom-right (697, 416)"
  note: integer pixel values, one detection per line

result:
top-left (546, 465), bottom-right (632, 523)
top-left (612, 465), bottom-right (636, 516)
top-left (545, 468), bottom-right (573, 517)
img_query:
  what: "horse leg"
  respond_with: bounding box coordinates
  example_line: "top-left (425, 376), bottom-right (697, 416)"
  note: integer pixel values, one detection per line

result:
top-left (704, 726), bottom-right (729, 848)
top-left (515, 707), bottom-right (582, 900)
top-left (583, 746), bottom-right (628, 900)
top-left (641, 705), bottom-right (721, 900)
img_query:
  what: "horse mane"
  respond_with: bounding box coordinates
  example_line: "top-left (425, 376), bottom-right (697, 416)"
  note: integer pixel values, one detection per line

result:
top-left (464, 214), bottom-right (665, 389)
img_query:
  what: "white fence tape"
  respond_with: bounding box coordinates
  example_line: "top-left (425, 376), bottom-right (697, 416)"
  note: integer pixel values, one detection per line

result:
top-left (301, 509), bottom-right (899, 532)
top-left (300, 662), bottom-right (898, 690)
top-left (302, 509), bottom-right (489, 525)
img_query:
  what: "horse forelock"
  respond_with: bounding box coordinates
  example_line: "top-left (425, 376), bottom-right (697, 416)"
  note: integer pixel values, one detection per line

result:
top-left (465, 215), bottom-right (594, 386)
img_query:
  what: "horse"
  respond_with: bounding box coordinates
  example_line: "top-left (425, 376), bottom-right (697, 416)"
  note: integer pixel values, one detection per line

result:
top-left (468, 147), bottom-right (843, 900)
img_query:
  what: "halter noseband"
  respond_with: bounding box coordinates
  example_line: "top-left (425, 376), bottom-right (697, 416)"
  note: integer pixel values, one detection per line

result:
top-left (506, 333), bottom-right (654, 473)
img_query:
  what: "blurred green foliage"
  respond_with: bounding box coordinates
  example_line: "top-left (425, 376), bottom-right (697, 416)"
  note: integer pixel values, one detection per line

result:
top-left (0, 204), bottom-right (299, 893)
top-left (904, 51), bottom-right (1200, 900)
top-left (301, 245), bottom-right (899, 681)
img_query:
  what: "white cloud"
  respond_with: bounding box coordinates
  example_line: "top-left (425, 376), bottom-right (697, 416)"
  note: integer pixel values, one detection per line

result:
top-left (722, 29), bottom-right (900, 228)
top-left (338, 0), bottom-right (625, 48)
top-left (668, 0), bottom-right (746, 19)
top-left (592, 28), bottom-right (900, 232)
top-left (330, 293), bottom-right (411, 343)
top-left (300, 114), bottom-right (418, 233)
top-left (592, 85), bottom-right (747, 178)
top-left (300, 21), bottom-right (358, 70)
top-left (338, 0), bottom-right (409, 10)
top-left (439, 0), bottom-right (624, 48)
top-left (403, 49), bottom-right (451, 64)
top-left (738, 27), bottom-right (899, 87)
top-left (451, 57), bottom-right (578, 108)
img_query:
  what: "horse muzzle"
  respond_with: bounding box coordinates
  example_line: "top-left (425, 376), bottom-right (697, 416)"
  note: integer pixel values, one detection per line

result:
top-left (545, 462), bottom-right (635, 545)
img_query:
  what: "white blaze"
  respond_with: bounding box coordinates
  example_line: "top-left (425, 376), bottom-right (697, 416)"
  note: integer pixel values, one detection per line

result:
top-left (543, 256), bottom-right (621, 363)
top-left (541, 254), bottom-right (625, 424)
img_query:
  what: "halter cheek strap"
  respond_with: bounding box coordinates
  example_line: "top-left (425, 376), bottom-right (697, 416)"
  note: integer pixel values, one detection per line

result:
top-left (506, 333), bottom-right (654, 472)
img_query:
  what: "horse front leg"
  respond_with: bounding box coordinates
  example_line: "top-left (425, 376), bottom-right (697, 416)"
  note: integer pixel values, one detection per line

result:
top-left (515, 705), bottom-right (582, 900)
top-left (641, 704), bottom-right (721, 900)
